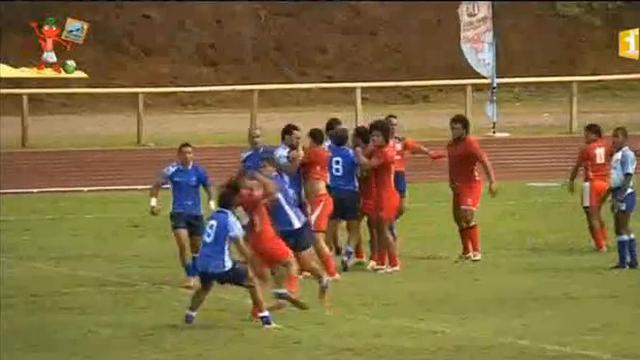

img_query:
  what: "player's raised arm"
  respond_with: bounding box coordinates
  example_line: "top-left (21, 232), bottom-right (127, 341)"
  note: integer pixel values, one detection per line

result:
top-left (251, 171), bottom-right (278, 200)
top-left (199, 168), bottom-right (216, 211)
top-left (407, 139), bottom-right (446, 160)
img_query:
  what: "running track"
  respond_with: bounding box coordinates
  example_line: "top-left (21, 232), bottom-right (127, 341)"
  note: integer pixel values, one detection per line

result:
top-left (1, 136), bottom-right (638, 193)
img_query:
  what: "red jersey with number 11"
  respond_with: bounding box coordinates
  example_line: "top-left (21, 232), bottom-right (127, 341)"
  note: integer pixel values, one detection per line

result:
top-left (579, 139), bottom-right (612, 182)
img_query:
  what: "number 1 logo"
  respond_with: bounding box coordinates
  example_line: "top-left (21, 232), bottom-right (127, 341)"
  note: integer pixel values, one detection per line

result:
top-left (618, 28), bottom-right (639, 61)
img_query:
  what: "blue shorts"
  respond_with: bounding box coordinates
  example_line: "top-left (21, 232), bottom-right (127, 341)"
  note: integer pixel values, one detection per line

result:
top-left (614, 190), bottom-right (636, 213)
top-left (170, 212), bottom-right (205, 236)
top-left (279, 223), bottom-right (315, 253)
top-left (330, 189), bottom-right (361, 221)
top-left (394, 171), bottom-right (407, 198)
top-left (198, 262), bottom-right (249, 287)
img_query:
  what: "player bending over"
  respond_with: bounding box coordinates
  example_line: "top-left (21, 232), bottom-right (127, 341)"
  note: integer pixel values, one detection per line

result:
top-left (150, 142), bottom-right (215, 289)
top-left (608, 127), bottom-right (638, 269)
top-left (184, 182), bottom-right (275, 328)
top-left (568, 123), bottom-right (612, 252)
top-left (260, 155), bottom-right (332, 304)
top-left (355, 119), bottom-right (401, 272)
top-left (446, 115), bottom-right (497, 262)
top-left (301, 128), bottom-right (340, 279)
top-left (235, 172), bottom-right (309, 313)
top-left (326, 127), bottom-right (364, 271)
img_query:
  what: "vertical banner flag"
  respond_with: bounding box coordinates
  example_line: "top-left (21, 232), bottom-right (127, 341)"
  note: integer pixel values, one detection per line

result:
top-left (458, 2), bottom-right (498, 132)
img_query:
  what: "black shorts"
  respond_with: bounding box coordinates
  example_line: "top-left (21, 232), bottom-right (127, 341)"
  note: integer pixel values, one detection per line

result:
top-left (170, 212), bottom-right (205, 237)
top-left (198, 262), bottom-right (249, 287)
top-left (331, 190), bottom-right (361, 221)
top-left (279, 223), bottom-right (315, 253)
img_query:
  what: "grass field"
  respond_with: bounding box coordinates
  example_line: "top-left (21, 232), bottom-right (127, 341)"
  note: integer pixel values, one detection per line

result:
top-left (1, 183), bottom-right (639, 360)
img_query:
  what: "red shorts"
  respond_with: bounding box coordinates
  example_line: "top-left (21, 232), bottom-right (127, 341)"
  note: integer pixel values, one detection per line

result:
top-left (582, 179), bottom-right (609, 208)
top-left (361, 198), bottom-right (376, 217)
top-left (250, 235), bottom-right (293, 269)
top-left (309, 193), bottom-right (334, 232)
top-left (375, 193), bottom-right (400, 223)
top-left (454, 183), bottom-right (483, 211)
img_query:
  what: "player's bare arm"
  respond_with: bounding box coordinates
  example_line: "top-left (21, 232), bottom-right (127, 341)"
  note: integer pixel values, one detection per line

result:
top-left (479, 155), bottom-right (498, 197)
top-left (251, 171), bottom-right (279, 201)
top-left (149, 173), bottom-right (165, 216)
top-left (279, 148), bottom-right (303, 176)
top-left (355, 147), bottom-right (382, 170)
top-left (204, 184), bottom-right (216, 210)
top-left (568, 155), bottom-right (582, 194)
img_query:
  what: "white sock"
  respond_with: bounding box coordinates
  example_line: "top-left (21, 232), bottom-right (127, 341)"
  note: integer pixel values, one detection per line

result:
top-left (186, 310), bottom-right (197, 317)
top-left (257, 311), bottom-right (270, 317)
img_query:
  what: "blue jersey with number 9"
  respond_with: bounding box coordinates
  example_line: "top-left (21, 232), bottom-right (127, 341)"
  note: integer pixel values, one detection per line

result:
top-left (328, 144), bottom-right (359, 193)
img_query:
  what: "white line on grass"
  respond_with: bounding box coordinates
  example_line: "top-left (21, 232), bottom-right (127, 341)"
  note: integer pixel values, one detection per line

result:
top-left (1, 257), bottom-right (629, 360)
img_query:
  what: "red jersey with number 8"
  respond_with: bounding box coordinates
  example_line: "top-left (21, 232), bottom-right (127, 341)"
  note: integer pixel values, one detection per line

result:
top-left (579, 139), bottom-right (612, 183)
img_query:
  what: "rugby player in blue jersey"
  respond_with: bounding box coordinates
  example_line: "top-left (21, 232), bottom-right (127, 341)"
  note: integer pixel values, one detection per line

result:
top-left (326, 127), bottom-right (363, 271)
top-left (241, 127), bottom-right (273, 172)
top-left (274, 124), bottom-right (305, 209)
top-left (149, 142), bottom-right (215, 289)
top-left (184, 180), bottom-right (276, 328)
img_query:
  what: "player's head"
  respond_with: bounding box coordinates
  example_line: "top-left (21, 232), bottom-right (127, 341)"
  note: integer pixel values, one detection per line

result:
top-left (281, 123), bottom-right (302, 150)
top-left (385, 114), bottom-right (399, 138)
top-left (259, 154), bottom-right (278, 177)
top-left (177, 142), bottom-right (194, 166)
top-left (307, 128), bottom-right (325, 147)
top-left (369, 119), bottom-right (391, 147)
top-left (449, 114), bottom-right (470, 140)
top-left (352, 126), bottom-right (370, 148)
top-left (325, 117), bottom-right (343, 136)
top-left (217, 178), bottom-right (241, 210)
top-left (612, 126), bottom-right (628, 150)
top-left (248, 127), bottom-right (263, 148)
top-left (332, 127), bottom-right (350, 147)
top-left (583, 123), bottom-right (603, 143)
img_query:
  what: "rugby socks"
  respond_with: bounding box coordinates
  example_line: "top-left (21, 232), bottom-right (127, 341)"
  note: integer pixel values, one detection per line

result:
top-left (468, 225), bottom-right (481, 254)
top-left (376, 250), bottom-right (388, 267)
top-left (321, 253), bottom-right (338, 277)
top-left (616, 235), bottom-right (630, 268)
top-left (355, 242), bottom-right (365, 260)
top-left (388, 249), bottom-right (400, 268)
top-left (458, 228), bottom-right (472, 256)
top-left (285, 274), bottom-right (300, 295)
top-left (628, 234), bottom-right (638, 268)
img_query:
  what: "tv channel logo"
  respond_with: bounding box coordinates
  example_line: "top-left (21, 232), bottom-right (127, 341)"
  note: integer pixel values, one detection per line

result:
top-left (618, 28), bottom-right (639, 60)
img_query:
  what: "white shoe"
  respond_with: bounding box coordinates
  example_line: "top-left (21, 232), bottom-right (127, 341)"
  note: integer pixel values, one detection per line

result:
top-left (471, 252), bottom-right (482, 261)
top-left (386, 266), bottom-right (401, 273)
top-left (366, 260), bottom-right (378, 271)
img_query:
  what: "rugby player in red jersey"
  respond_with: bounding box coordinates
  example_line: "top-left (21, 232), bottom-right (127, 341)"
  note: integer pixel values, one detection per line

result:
top-left (301, 128), bottom-right (339, 279)
top-left (446, 114), bottom-right (497, 262)
top-left (568, 123), bottom-right (613, 252)
top-left (355, 119), bottom-right (401, 272)
top-left (352, 126), bottom-right (377, 267)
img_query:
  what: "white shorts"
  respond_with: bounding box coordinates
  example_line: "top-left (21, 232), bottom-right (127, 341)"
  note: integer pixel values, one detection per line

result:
top-left (582, 182), bottom-right (590, 208)
top-left (41, 51), bottom-right (57, 64)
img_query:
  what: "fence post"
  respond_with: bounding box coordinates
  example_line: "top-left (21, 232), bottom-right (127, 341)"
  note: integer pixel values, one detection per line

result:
top-left (137, 93), bottom-right (144, 145)
top-left (21, 94), bottom-right (30, 148)
top-left (354, 87), bottom-right (362, 126)
top-left (464, 84), bottom-right (473, 119)
top-left (250, 90), bottom-right (259, 130)
top-left (569, 81), bottom-right (578, 134)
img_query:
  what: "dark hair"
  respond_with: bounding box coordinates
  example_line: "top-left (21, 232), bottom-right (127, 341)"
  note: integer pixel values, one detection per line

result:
top-left (353, 126), bottom-right (370, 145)
top-left (449, 114), bottom-right (470, 135)
top-left (369, 119), bottom-right (391, 143)
top-left (333, 127), bottom-right (350, 146)
top-left (177, 142), bottom-right (193, 152)
top-left (385, 114), bottom-right (397, 121)
top-left (584, 123), bottom-right (603, 138)
top-left (217, 178), bottom-right (241, 210)
top-left (281, 123), bottom-right (300, 141)
top-left (325, 117), bottom-right (342, 134)
top-left (308, 128), bottom-right (325, 145)
top-left (613, 126), bottom-right (628, 138)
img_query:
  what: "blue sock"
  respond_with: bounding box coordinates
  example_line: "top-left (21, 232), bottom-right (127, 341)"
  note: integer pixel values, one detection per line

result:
top-left (184, 264), bottom-right (192, 277)
top-left (628, 235), bottom-right (638, 268)
top-left (345, 246), bottom-right (354, 260)
top-left (616, 235), bottom-right (630, 268)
